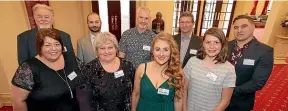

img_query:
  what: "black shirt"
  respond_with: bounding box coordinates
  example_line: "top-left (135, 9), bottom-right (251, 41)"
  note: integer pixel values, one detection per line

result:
top-left (12, 52), bottom-right (80, 111)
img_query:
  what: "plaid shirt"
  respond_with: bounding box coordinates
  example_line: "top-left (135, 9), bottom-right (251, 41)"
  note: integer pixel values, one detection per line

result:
top-left (229, 39), bottom-right (254, 65)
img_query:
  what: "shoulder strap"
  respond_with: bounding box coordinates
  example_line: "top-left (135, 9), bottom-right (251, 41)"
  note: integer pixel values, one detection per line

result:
top-left (144, 63), bottom-right (147, 74)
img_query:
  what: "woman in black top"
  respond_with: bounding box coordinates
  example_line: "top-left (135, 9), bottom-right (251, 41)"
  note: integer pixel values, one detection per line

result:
top-left (77, 32), bottom-right (135, 111)
top-left (11, 28), bottom-right (81, 111)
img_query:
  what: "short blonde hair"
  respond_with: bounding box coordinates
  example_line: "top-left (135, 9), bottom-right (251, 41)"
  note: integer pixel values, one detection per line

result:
top-left (32, 4), bottom-right (54, 15)
top-left (94, 32), bottom-right (119, 55)
top-left (137, 6), bottom-right (151, 17)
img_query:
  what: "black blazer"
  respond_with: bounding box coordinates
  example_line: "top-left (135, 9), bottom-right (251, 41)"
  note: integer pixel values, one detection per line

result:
top-left (17, 28), bottom-right (75, 65)
top-left (173, 34), bottom-right (202, 68)
top-left (226, 39), bottom-right (274, 111)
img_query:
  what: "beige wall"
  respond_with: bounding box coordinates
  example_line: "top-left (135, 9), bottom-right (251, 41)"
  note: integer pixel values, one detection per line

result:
top-left (0, 1), bottom-right (30, 106)
top-left (261, 1), bottom-right (288, 46)
top-left (50, 1), bottom-right (92, 53)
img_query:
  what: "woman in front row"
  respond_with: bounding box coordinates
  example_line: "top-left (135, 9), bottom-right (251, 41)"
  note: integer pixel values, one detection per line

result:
top-left (77, 32), bottom-right (135, 111)
top-left (183, 27), bottom-right (236, 111)
top-left (132, 32), bottom-right (184, 111)
top-left (11, 28), bottom-right (80, 111)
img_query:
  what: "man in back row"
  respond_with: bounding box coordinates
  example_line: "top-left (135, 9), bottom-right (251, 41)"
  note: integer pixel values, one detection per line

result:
top-left (119, 7), bottom-right (156, 68)
top-left (173, 11), bottom-right (201, 68)
top-left (17, 4), bottom-right (74, 65)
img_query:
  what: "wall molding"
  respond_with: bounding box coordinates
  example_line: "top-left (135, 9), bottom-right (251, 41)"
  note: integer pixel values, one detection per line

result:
top-left (0, 93), bottom-right (12, 106)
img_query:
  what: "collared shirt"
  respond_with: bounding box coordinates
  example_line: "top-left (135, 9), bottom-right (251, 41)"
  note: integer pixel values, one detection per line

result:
top-left (229, 38), bottom-right (254, 65)
top-left (180, 35), bottom-right (191, 63)
top-left (119, 27), bottom-right (156, 68)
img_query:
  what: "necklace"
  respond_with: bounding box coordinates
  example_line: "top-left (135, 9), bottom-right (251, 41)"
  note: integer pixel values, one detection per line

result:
top-left (55, 69), bottom-right (73, 99)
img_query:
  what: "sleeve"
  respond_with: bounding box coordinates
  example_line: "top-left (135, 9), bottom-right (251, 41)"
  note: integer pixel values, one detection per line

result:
top-left (11, 62), bottom-right (34, 91)
top-left (77, 40), bottom-right (84, 62)
top-left (222, 66), bottom-right (236, 88)
top-left (124, 60), bottom-right (135, 111)
top-left (183, 59), bottom-right (192, 81)
top-left (234, 48), bottom-right (274, 96)
top-left (76, 63), bottom-right (92, 89)
top-left (75, 60), bottom-right (93, 111)
top-left (17, 34), bottom-right (28, 65)
top-left (119, 31), bottom-right (128, 53)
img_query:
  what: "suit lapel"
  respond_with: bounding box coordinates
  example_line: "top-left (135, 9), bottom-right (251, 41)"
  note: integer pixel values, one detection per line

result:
top-left (183, 35), bottom-right (198, 61)
top-left (174, 34), bottom-right (181, 53)
top-left (84, 37), bottom-right (96, 57)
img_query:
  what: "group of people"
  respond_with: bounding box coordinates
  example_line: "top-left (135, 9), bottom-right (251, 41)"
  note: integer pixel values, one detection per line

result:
top-left (11, 3), bottom-right (273, 111)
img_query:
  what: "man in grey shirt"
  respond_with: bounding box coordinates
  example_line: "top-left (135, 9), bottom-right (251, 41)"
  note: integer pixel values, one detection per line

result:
top-left (119, 7), bottom-right (155, 68)
top-left (173, 11), bottom-right (202, 68)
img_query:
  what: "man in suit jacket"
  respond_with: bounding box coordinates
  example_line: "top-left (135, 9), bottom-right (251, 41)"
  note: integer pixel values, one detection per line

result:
top-left (226, 15), bottom-right (273, 111)
top-left (77, 13), bottom-right (102, 64)
top-left (17, 4), bottom-right (74, 65)
top-left (173, 11), bottom-right (201, 68)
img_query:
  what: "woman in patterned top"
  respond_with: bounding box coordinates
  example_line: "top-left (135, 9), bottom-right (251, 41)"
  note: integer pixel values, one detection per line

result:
top-left (77, 32), bottom-right (135, 111)
top-left (11, 28), bottom-right (80, 111)
top-left (183, 27), bottom-right (236, 111)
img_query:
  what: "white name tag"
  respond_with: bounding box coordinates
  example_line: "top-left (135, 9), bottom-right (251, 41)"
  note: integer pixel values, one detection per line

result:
top-left (157, 88), bottom-right (170, 95)
top-left (243, 59), bottom-right (255, 66)
top-left (114, 70), bottom-right (124, 78)
top-left (68, 71), bottom-right (77, 81)
top-left (143, 45), bottom-right (151, 51)
top-left (206, 72), bottom-right (218, 81)
top-left (189, 49), bottom-right (197, 55)
top-left (63, 46), bottom-right (67, 52)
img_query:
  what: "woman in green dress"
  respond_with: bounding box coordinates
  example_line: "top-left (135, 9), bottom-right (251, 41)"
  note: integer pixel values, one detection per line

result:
top-left (131, 32), bottom-right (184, 111)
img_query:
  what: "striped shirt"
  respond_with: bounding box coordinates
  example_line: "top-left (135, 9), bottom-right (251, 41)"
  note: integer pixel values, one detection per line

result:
top-left (183, 57), bottom-right (236, 111)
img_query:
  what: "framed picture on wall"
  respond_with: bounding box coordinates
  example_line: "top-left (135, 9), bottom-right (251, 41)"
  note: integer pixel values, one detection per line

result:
top-left (24, 1), bottom-right (49, 29)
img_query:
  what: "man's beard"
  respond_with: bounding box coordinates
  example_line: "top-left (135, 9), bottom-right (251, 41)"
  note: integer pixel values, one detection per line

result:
top-left (89, 26), bottom-right (101, 33)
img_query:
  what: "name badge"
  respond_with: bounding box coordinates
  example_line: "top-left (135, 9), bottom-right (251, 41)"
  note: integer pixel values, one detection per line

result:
top-left (157, 88), bottom-right (170, 95)
top-left (243, 59), bottom-right (255, 66)
top-left (68, 71), bottom-right (77, 81)
top-left (63, 46), bottom-right (67, 52)
top-left (189, 49), bottom-right (197, 55)
top-left (143, 45), bottom-right (151, 51)
top-left (114, 70), bottom-right (124, 78)
top-left (205, 72), bottom-right (218, 81)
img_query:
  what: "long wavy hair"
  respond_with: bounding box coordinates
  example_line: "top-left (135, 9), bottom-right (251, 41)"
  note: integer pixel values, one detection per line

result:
top-left (151, 32), bottom-right (183, 99)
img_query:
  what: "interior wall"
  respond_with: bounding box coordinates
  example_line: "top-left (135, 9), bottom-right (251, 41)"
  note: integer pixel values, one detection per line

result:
top-left (261, 1), bottom-right (288, 46)
top-left (0, 1), bottom-right (30, 105)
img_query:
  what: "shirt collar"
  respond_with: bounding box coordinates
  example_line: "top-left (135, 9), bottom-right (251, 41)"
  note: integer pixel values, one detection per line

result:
top-left (235, 37), bottom-right (255, 50)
